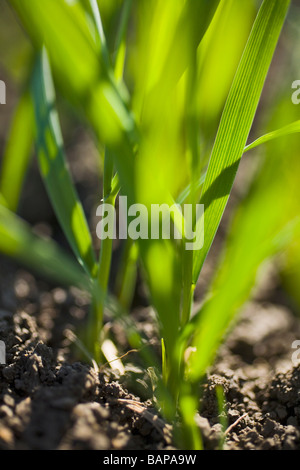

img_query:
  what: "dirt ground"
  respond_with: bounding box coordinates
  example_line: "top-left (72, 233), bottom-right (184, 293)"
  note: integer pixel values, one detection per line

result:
top-left (0, 252), bottom-right (300, 450)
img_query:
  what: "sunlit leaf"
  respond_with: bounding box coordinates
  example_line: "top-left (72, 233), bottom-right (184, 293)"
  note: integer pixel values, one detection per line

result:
top-left (0, 204), bottom-right (90, 290)
top-left (193, 0), bottom-right (291, 284)
top-left (0, 91), bottom-right (34, 212)
top-left (32, 49), bottom-right (97, 278)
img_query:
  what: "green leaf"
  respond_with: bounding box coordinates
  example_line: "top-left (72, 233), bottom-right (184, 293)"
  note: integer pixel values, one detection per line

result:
top-left (192, 0), bottom-right (291, 284)
top-left (165, 0), bottom-right (221, 86)
top-left (32, 49), bottom-right (97, 278)
top-left (177, 173), bottom-right (206, 205)
top-left (244, 120), bottom-right (300, 153)
top-left (82, 0), bottom-right (110, 65)
top-left (0, 193), bottom-right (8, 207)
top-left (177, 119), bottom-right (300, 205)
top-left (188, 188), bottom-right (300, 381)
top-left (9, 0), bottom-right (136, 156)
top-left (9, 0), bottom-right (106, 97)
top-left (188, 105), bottom-right (300, 380)
top-left (0, 91), bottom-right (34, 212)
top-left (0, 204), bottom-right (90, 290)
top-left (113, 0), bottom-right (133, 80)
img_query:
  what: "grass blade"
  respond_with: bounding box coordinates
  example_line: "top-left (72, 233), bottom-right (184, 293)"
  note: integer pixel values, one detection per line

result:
top-left (0, 193), bottom-right (7, 207)
top-left (0, 204), bottom-right (90, 290)
top-left (0, 91), bottom-right (34, 212)
top-left (177, 118), bottom-right (300, 205)
top-left (162, 0), bottom-right (221, 88)
top-left (9, 0), bottom-right (136, 150)
top-left (245, 120), bottom-right (300, 152)
top-left (193, 0), bottom-right (291, 284)
top-left (189, 205), bottom-right (300, 382)
top-left (82, 0), bottom-right (110, 65)
top-left (32, 49), bottom-right (97, 278)
top-left (188, 121), bottom-right (300, 381)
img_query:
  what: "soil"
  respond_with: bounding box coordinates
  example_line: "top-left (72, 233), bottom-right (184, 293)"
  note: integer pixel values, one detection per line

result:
top-left (1, 254), bottom-right (300, 451)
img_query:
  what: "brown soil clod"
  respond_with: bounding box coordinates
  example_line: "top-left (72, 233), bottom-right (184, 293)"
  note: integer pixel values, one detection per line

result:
top-left (1, 262), bottom-right (300, 450)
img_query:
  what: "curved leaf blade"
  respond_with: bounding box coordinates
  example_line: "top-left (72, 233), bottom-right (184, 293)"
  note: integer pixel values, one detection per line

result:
top-left (0, 204), bottom-right (90, 290)
top-left (0, 91), bottom-right (34, 212)
top-left (32, 50), bottom-right (97, 278)
top-left (193, 0), bottom-right (291, 284)
top-left (177, 118), bottom-right (300, 205)
top-left (245, 120), bottom-right (300, 153)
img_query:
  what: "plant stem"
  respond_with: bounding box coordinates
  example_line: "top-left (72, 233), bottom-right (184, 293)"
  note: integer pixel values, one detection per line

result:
top-left (115, 238), bottom-right (138, 310)
top-left (114, 0), bottom-right (133, 81)
top-left (181, 248), bottom-right (194, 327)
top-left (181, 44), bottom-right (199, 328)
top-left (86, 0), bottom-right (133, 361)
top-left (88, 0), bottom-right (110, 65)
